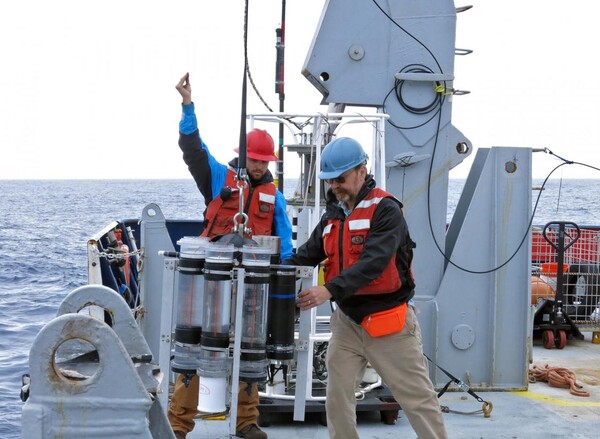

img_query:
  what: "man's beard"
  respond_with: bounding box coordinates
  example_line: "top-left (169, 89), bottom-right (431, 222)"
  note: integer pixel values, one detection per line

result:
top-left (248, 170), bottom-right (264, 183)
top-left (333, 190), bottom-right (350, 204)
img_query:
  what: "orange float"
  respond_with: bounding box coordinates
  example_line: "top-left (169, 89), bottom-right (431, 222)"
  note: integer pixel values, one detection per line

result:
top-left (531, 276), bottom-right (555, 305)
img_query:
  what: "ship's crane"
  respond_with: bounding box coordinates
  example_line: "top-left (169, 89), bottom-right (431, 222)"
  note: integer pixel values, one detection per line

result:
top-left (301, 0), bottom-right (531, 390)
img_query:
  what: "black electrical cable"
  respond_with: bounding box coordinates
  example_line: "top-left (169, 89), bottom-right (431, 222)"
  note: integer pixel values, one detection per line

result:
top-left (370, 0), bottom-right (442, 73)
top-left (395, 65), bottom-right (442, 114)
top-left (430, 152), bottom-right (600, 275)
top-left (383, 85), bottom-right (444, 130)
top-left (383, 63), bottom-right (446, 130)
top-left (371, 0), bottom-right (447, 129)
top-left (371, 0), bottom-right (579, 275)
top-left (421, 107), bottom-right (587, 275)
top-left (559, 160), bottom-right (600, 173)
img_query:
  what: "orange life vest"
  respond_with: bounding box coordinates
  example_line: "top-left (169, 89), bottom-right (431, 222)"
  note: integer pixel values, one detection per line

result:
top-left (201, 168), bottom-right (276, 238)
top-left (322, 187), bottom-right (402, 295)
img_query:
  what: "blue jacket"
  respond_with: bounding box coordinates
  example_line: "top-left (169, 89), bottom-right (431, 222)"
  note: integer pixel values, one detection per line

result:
top-left (179, 103), bottom-right (293, 260)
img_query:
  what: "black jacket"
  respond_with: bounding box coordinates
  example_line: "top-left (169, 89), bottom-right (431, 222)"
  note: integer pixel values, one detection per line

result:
top-left (284, 176), bottom-right (415, 323)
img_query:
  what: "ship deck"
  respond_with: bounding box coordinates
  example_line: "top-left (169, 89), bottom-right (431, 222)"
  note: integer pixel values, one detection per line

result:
top-left (187, 332), bottom-right (600, 438)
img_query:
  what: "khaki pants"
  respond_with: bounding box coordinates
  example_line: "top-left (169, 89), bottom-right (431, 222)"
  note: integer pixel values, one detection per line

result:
top-left (326, 306), bottom-right (448, 439)
top-left (168, 374), bottom-right (259, 434)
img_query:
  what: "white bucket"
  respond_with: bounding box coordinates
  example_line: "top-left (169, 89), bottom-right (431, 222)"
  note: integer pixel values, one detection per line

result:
top-left (197, 375), bottom-right (227, 413)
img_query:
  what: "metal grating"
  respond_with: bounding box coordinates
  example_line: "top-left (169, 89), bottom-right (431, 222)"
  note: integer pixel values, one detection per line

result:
top-left (531, 225), bottom-right (600, 332)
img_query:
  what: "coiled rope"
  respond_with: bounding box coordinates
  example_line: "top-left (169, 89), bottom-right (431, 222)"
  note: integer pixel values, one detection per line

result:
top-left (529, 364), bottom-right (590, 397)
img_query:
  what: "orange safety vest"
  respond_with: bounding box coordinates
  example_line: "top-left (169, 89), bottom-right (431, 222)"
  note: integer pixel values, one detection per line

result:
top-left (201, 168), bottom-right (276, 238)
top-left (322, 187), bottom-right (402, 295)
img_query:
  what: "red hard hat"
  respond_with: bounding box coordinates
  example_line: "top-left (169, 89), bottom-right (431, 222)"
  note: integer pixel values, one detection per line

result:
top-left (235, 129), bottom-right (278, 162)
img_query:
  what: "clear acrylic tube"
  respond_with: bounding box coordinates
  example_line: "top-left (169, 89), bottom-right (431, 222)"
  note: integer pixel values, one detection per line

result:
top-left (171, 237), bottom-right (209, 374)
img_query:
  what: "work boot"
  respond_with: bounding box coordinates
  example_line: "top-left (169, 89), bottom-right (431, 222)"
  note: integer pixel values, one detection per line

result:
top-left (236, 424), bottom-right (267, 439)
top-left (173, 431), bottom-right (186, 439)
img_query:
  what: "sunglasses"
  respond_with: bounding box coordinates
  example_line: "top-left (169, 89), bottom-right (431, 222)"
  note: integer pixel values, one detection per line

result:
top-left (325, 165), bottom-right (363, 185)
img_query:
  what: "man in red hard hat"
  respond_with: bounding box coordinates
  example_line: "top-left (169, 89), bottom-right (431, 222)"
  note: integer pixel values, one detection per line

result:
top-left (169, 73), bottom-right (293, 439)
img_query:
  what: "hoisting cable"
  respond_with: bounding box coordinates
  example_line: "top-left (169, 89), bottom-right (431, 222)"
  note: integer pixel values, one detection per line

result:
top-left (233, 0), bottom-right (251, 237)
top-left (243, 0), bottom-right (305, 136)
top-left (275, 0), bottom-right (286, 192)
top-left (424, 354), bottom-right (493, 418)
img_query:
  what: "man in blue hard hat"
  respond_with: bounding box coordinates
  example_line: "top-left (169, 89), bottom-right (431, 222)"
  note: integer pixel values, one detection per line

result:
top-left (284, 137), bottom-right (448, 439)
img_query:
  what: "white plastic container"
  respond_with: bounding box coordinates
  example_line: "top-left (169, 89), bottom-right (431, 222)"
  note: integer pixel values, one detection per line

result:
top-left (197, 376), bottom-right (227, 413)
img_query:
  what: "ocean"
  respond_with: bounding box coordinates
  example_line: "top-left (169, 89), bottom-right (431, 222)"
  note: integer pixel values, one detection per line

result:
top-left (1, 178), bottom-right (599, 437)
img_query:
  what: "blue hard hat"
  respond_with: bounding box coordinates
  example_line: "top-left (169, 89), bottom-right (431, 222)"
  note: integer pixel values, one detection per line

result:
top-left (319, 137), bottom-right (368, 179)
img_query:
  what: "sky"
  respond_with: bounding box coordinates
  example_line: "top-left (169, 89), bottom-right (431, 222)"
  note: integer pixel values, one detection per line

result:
top-left (1, 0), bottom-right (599, 180)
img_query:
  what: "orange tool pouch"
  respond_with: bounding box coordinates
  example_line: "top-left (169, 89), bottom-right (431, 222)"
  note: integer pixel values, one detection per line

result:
top-left (361, 303), bottom-right (408, 337)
